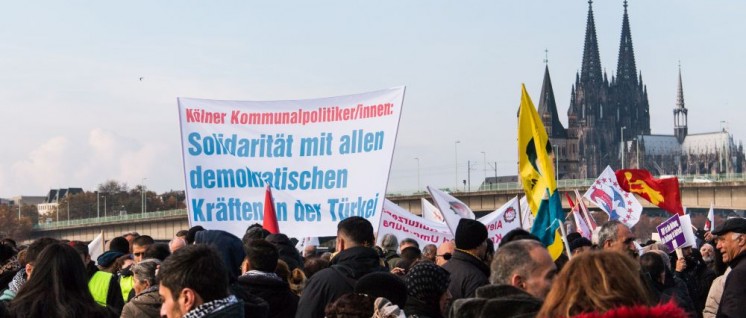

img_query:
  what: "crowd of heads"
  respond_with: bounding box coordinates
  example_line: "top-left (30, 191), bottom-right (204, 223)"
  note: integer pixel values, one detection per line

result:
top-left (0, 213), bottom-right (743, 318)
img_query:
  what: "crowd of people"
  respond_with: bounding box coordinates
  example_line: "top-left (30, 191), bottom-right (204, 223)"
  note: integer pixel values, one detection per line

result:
top-left (0, 215), bottom-right (744, 318)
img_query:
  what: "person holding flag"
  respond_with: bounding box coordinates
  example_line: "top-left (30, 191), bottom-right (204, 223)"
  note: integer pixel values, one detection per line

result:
top-left (517, 84), bottom-right (567, 261)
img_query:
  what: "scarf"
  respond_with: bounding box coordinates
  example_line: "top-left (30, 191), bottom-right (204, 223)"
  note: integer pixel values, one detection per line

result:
top-left (0, 256), bottom-right (20, 276)
top-left (183, 295), bottom-right (238, 318)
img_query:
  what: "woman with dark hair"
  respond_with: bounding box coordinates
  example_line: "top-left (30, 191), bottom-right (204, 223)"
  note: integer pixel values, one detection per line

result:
top-left (639, 251), bottom-right (697, 317)
top-left (325, 293), bottom-right (375, 318)
top-left (8, 243), bottom-right (111, 318)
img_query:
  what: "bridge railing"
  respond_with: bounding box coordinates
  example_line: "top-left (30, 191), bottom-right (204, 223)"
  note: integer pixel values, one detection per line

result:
top-left (34, 209), bottom-right (188, 230)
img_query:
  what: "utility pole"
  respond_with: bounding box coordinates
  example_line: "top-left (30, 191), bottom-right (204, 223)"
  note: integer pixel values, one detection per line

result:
top-left (467, 160), bottom-right (471, 192)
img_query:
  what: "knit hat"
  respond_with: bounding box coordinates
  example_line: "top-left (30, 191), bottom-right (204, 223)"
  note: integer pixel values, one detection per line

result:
top-left (455, 219), bottom-right (488, 250)
top-left (405, 262), bottom-right (450, 302)
top-left (97, 251), bottom-right (125, 268)
top-left (355, 272), bottom-right (407, 309)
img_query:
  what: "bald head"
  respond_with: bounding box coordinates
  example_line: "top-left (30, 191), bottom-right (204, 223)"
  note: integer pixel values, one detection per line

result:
top-left (169, 237), bottom-right (186, 253)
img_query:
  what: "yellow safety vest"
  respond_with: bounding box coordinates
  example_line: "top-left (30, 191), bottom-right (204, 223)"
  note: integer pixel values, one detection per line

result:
top-left (88, 271), bottom-right (113, 307)
top-left (120, 275), bottom-right (135, 302)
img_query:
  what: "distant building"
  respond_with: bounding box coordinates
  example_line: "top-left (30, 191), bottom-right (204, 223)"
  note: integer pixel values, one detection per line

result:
top-left (538, 1), bottom-right (744, 179)
top-left (37, 188), bottom-right (84, 216)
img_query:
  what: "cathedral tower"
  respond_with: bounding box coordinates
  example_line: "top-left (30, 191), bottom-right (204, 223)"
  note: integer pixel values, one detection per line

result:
top-left (674, 64), bottom-right (688, 143)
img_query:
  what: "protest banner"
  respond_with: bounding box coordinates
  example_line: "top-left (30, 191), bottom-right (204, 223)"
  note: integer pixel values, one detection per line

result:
top-left (178, 87), bottom-right (405, 238)
top-left (421, 198), bottom-right (445, 224)
top-left (377, 200), bottom-right (453, 249)
top-left (427, 186), bottom-right (476, 235)
top-left (656, 214), bottom-right (687, 251)
top-left (519, 196), bottom-right (534, 231)
top-left (477, 196), bottom-right (521, 249)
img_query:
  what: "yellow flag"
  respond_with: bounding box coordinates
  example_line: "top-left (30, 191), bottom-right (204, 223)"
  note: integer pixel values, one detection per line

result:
top-left (517, 84), bottom-right (565, 260)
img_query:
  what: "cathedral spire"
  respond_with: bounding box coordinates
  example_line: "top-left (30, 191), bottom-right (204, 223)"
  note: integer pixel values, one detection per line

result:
top-left (580, 0), bottom-right (603, 85)
top-left (676, 62), bottom-right (685, 109)
top-left (538, 64), bottom-right (567, 138)
top-left (674, 63), bottom-right (688, 143)
top-left (616, 0), bottom-right (638, 86)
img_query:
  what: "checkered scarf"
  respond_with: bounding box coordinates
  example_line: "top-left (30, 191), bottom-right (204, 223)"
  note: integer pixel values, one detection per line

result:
top-left (183, 295), bottom-right (238, 318)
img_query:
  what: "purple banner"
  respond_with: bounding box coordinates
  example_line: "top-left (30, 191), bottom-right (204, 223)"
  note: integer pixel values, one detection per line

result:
top-left (656, 214), bottom-right (686, 251)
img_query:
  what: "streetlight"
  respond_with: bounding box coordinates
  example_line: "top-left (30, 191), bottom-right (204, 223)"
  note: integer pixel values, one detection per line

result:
top-left (414, 158), bottom-right (420, 192)
top-left (481, 151), bottom-right (487, 190)
top-left (141, 177), bottom-right (147, 215)
top-left (621, 126), bottom-right (627, 169)
top-left (455, 140), bottom-right (461, 190)
top-left (67, 198), bottom-right (70, 222)
top-left (552, 145), bottom-right (559, 182)
top-left (103, 195), bottom-right (107, 218)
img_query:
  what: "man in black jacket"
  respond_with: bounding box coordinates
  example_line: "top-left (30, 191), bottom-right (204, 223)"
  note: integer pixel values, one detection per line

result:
top-left (295, 216), bottom-right (385, 318)
top-left (713, 217), bottom-right (746, 318)
top-left (238, 239), bottom-right (298, 318)
top-left (442, 219), bottom-right (490, 300)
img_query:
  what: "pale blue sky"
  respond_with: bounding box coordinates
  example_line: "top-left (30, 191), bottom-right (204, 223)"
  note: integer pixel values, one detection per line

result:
top-left (1, 1), bottom-right (744, 197)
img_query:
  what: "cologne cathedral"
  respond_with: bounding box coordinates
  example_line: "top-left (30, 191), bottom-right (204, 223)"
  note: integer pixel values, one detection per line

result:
top-left (538, 1), bottom-right (745, 179)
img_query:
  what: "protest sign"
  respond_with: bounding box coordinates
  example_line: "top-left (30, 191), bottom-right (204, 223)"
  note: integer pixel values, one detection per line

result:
top-left (178, 87), bottom-right (405, 238)
top-left (477, 196), bottom-right (521, 249)
top-left (427, 186), bottom-right (476, 235)
top-left (377, 200), bottom-right (453, 249)
top-left (656, 214), bottom-right (687, 251)
top-left (679, 214), bottom-right (697, 248)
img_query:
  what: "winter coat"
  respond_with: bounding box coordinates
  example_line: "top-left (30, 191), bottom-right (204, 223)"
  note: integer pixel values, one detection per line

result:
top-left (121, 287), bottom-right (160, 318)
top-left (295, 246), bottom-right (386, 318)
top-left (204, 301), bottom-right (245, 318)
top-left (405, 296), bottom-right (443, 318)
top-left (569, 300), bottom-right (688, 318)
top-left (237, 272), bottom-right (299, 318)
top-left (671, 252), bottom-right (717, 315)
top-left (648, 272), bottom-right (696, 318)
top-left (441, 250), bottom-right (490, 300)
top-left (384, 250), bottom-right (401, 269)
top-left (267, 234), bottom-right (305, 271)
top-left (717, 251), bottom-right (746, 318)
top-left (450, 284), bottom-right (542, 318)
top-left (702, 267), bottom-right (730, 318)
top-left (195, 230), bottom-right (246, 280)
top-left (230, 282), bottom-right (270, 318)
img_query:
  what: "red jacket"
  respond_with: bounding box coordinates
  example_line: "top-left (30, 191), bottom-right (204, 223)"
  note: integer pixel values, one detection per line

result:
top-left (570, 301), bottom-right (688, 318)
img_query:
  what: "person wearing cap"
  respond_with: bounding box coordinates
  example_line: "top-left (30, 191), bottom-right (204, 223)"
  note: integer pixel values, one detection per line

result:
top-left (713, 217), bottom-right (746, 318)
top-left (442, 219), bottom-right (490, 300)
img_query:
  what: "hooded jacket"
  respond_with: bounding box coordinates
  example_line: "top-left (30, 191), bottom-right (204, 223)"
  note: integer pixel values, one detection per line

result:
top-left (266, 234), bottom-right (304, 271)
top-left (237, 272), bottom-right (298, 318)
top-left (194, 230), bottom-right (245, 280)
top-left (121, 286), bottom-right (160, 318)
top-left (295, 246), bottom-right (386, 318)
top-left (441, 250), bottom-right (490, 300)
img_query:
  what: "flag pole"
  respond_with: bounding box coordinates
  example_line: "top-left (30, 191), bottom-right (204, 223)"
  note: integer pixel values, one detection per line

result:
top-left (517, 196), bottom-right (524, 230)
top-left (557, 219), bottom-right (573, 258)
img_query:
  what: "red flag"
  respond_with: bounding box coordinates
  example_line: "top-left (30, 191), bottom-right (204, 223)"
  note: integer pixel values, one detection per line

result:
top-left (565, 192), bottom-right (576, 209)
top-left (615, 169), bottom-right (684, 216)
top-left (263, 185), bottom-right (280, 234)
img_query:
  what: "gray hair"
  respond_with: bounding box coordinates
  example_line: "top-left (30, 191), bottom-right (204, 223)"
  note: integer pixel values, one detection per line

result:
top-left (490, 240), bottom-right (544, 285)
top-left (597, 220), bottom-right (625, 247)
top-left (131, 258), bottom-right (161, 286)
top-left (381, 234), bottom-right (398, 251)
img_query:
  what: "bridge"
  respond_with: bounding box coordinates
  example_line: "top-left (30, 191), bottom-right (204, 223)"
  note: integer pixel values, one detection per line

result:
top-left (29, 177), bottom-right (746, 242)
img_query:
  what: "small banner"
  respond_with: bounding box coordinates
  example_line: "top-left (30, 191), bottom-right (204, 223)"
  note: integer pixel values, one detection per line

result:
top-left (377, 200), bottom-right (453, 249)
top-left (656, 214), bottom-right (686, 251)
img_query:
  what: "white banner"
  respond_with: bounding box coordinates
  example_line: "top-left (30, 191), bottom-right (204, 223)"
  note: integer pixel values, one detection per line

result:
top-left (377, 200), bottom-right (453, 249)
top-left (520, 196), bottom-right (534, 231)
top-left (583, 166), bottom-right (642, 228)
top-left (427, 186), bottom-right (475, 235)
top-left (477, 196), bottom-right (521, 249)
top-left (421, 198), bottom-right (445, 224)
top-left (178, 87), bottom-right (405, 238)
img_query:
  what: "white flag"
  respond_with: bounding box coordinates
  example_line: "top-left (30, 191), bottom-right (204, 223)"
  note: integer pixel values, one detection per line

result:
top-left (88, 231), bottom-right (104, 265)
top-left (705, 203), bottom-right (714, 232)
top-left (478, 196), bottom-right (521, 249)
top-left (421, 198), bottom-right (445, 224)
top-left (583, 166), bottom-right (643, 228)
top-left (377, 200), bottom-right (453, 249)
top-left (295, 237), bottom-right (320, 252)
top-left (519, 196), bottom-right (534, 231)
top-left (427, 186), bottom-right (476, 235)
top-left (572, 205), bottom-right (592, 240)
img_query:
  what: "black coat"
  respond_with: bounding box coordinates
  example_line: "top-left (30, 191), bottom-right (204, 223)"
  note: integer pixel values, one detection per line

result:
top-left (441, 250), bottom-right (490, 300)
top-left (237, 273), bottom-right (298, 318)
top-left (717, 251), bottom-right (746, 318)
top-left (295, 246), bottom-right (386, 318)
top-left (230, 282), bottom-right (270, 318)
top-left (651, 272), bottom-right (696, 317)
top-left (671, 251), bottom-right (717, 316)
top-left (450, 284), bottom-right (542, 318)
